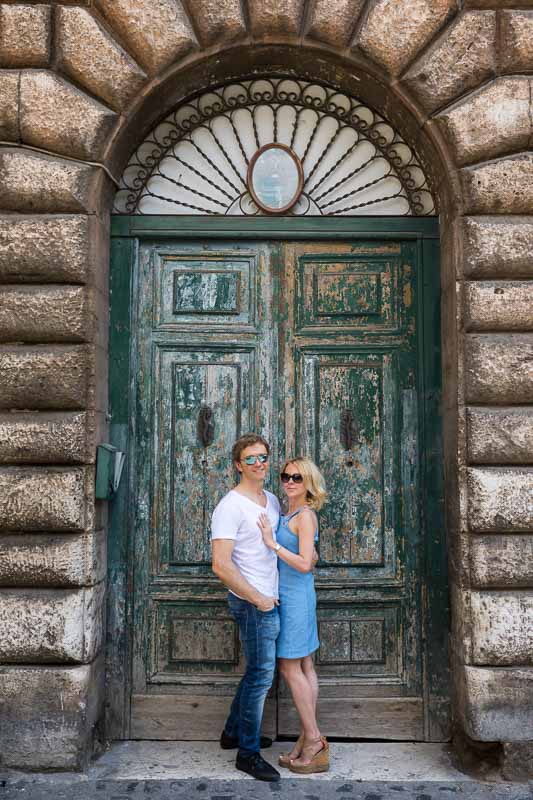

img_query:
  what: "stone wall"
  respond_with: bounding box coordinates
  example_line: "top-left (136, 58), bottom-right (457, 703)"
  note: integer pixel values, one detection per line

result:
top-left (0, 0), bottom-right (531, 774)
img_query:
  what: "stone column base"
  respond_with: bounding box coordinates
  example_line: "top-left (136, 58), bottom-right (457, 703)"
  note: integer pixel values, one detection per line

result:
top-left (0, 655), bottom-right (104, 771)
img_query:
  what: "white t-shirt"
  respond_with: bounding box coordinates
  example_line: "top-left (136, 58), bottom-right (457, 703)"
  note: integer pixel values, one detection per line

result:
top-left (211, 489), bottom-right (280, 599)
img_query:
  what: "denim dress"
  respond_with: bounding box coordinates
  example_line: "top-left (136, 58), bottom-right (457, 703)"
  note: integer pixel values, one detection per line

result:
top-left (276, 508), bottom-right (320, 659)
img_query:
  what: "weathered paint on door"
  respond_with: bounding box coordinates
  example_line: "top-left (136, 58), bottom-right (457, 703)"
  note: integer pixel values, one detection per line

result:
top-left (107, 217), bottom-right (448, 743)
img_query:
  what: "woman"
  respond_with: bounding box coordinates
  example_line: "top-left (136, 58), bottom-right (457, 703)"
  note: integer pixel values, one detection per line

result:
top-left (258, 456), bottom-right (329, 774)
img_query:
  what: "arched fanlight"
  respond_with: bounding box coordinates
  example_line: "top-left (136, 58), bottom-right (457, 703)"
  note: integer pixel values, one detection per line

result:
top-left (114, 77), bottom-right (436, 217)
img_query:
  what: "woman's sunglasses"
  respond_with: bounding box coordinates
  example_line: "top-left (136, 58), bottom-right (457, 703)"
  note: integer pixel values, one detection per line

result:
top-left (280, 472), bottom-right (304, 484)
top-left (241, 454), bottom-right (269, 465)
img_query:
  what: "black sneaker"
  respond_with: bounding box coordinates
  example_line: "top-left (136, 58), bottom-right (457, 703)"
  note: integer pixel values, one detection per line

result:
top-left (220, 730), bottom-right (273, 749)
top-left (236, 752), bottom-right (281, 782)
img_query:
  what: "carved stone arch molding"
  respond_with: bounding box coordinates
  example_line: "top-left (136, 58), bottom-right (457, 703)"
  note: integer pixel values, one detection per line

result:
top-left (0, 0), bottom-right (532, 775)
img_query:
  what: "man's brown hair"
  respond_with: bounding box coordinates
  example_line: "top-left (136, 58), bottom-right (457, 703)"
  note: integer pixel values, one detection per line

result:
top-left (232, 433), bottom-right (270, 465)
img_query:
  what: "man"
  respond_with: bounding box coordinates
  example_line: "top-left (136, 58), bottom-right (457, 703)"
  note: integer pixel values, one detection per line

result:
top-left (211, 433), bottom-right (281, 782)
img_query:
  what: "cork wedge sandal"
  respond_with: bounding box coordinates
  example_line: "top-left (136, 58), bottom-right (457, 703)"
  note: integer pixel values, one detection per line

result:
top-left (288, 736), bottom-right (329, 774)
top-left (278, 734), bottom-right (304, 768)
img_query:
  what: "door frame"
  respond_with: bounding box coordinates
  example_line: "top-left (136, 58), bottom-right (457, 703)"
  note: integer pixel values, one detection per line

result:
top-left (106, 215), bottom-right (448, 741)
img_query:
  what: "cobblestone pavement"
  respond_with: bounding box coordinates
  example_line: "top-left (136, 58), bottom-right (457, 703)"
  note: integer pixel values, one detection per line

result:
top-left (1, 778), bottom-right (533, 800)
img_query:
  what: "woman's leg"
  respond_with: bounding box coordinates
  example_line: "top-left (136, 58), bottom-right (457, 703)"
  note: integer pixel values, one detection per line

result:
top-left (279, 657), bottom-right (322, 762)
top-left (301, 655), bottom-right (319, 715)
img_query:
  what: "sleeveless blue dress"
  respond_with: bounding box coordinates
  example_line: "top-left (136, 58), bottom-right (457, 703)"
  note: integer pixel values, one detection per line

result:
top-left (276, 508), bottom-right (320, 659)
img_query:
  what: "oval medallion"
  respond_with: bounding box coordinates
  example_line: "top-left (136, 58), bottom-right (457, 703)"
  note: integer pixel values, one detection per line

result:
top-left (247, 144), bottom-right (303, 214)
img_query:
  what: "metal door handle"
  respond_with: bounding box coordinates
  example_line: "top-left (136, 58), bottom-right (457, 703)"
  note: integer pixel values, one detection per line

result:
top-left (197, 405), bottom-right (215, 448)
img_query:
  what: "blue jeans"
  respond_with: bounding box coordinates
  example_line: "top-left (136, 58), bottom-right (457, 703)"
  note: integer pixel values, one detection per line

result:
top-left (224, 592), bottom-right (280, 757)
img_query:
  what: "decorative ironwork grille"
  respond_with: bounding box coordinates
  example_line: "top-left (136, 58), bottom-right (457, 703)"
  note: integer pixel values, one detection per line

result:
top-left (114, 77), bottom-right (436, 216)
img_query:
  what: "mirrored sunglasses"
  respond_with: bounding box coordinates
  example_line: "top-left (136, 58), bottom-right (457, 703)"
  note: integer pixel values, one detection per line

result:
top-left (242, 454), bottom-right (269, 465)
top-left (280, 472), bottom-right (303, 484)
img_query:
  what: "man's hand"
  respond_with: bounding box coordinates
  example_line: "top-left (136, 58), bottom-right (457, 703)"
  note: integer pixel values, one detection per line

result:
top-left (255, 594), bottom-right (279, 612)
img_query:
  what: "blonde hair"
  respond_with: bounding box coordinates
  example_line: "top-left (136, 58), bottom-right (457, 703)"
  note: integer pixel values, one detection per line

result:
top-left (282, 456), bottom-right (328, 511)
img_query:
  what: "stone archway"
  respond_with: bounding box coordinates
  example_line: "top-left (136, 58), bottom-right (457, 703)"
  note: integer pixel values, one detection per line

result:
top-left (0, 0), bottom-right (531, 775)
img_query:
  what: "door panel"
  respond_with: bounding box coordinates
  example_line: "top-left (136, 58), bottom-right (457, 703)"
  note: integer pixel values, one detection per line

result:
top-left (278, 242), bottom-right (421, 737)
top-left (129, 235), bottom-right (436, 741)
top-left (131, 241), bottom-right (277, 739)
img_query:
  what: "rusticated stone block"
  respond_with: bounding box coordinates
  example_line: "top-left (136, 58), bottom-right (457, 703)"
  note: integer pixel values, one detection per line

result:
top-left (0, 411), bottom-right (90, 464)
top-left (0, 71), bottom-right (19, 141)
top-left (437, 78), bottom-right (530, 166)
top-left (0, 4), bottom-right (51, 68)
top-left (248, 0), bottom-right (304, 37)
top-left (465, 334), bottom-right (533, 404)
top-left (467, 407), bottom-right (533, 464)
top-left (20, 71), bottom-right (116, 162)
top-left (462, 154), bottom-right (533, 215)
top-left (356, 0), bottom-right (456, 76)
top-left (470, 535), bottom-right (533, 588)
top-left (0, 582), bottom-right (104, 663)
top-left (0, 530), bottom-right (106, 587)
top-left (0, 215), bottom-right (100, 284)
top-left (464, 281), bottom-right (533, 332)
top-left (0, 345), bottom-right (91, 410)
top-left (463, 217), bottom-right (533, 279)
top-left (307, 0), bottom-right (365, 46)
top-left (0, 149), bottom-right (104, 213)
top-left (403, 11), bottom-right (496, 113)
top-left (0, 285), bottom-right (91, 343)
top-left (0, 466), bottom-right (92, 531)
top-left (458, 665), bottom-right (533, 742)
top-left (470, 591), bottom-right (533, 666)
top-left (1, 215), bottom-right (108, 290)
top-left (502, 742), bottom-right (533, 781)
top-left (501, 11), bottom-right (533, 73)
top-left (467, 467), bottom-right (533, 532)
top-left (0, 656), bottom-right (104, 770)
top-left (95, 0), bottom-right (196, 76)
top-left (57, 7), bottom-right (147, 113)
top-left (187, 0), bottom-right (246, 46)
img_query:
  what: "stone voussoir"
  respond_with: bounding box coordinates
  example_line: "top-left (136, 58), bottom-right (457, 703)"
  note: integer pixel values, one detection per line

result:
top-left (402, 11), bottom-right (496, 114)
top-left (248, 0), bottom-right (305, 37)
top-left (465, 333), bottom-right (533, 404)
top-left (0, 656), bottom-right (104, 771)
top-left (467, 407), bottom-right (533, 464)
top-left (0, 70), bottom-right (20, 141)
top-left (470, 534), bottom-right (533, 589)
top-left (0, 582), bottom-right (105, 663)
top-left (307, 0), bottom-right (366, 46)
top-left (0, 411), bottom-right (91, 464)
top-left (20, 71), bottom-right (116, 162)
top-left (0, 4), bottom-right (51, 68)
top-left (437, 77), bottom-right (531, 167)
top-left (0, 285), bottom-right (93, 343)
top-left (0, 465), bottom-right (93, 531)
top-left (464, 281), bottom-right (533, 332)
top-left (462, 217), bottom-right (533, 279)
top-left (356, 0), bottom-right (457, 76)
top-left (467, 466), bottom-right (533, 533)
top-left (0, 529), bottom-right (106, 588)
top-left (0, 148), bottom-right (106, 214)
top-left (458, 664), bottom-right (533, 742)
top-left (95, 0), bottom-right (197, 76)
top-left (0, 215), bottom-right (102, 284)
top-left (470, 590), bottom-right (533, 666)
top-left (0, 344), bottom-right (93, 410)
top-left (56, 7), bottom-right (147, 113)
top-left (501, 11), bottom-right (533, 74)
top-left (186, 0), bottom-right (246, 46)
top-left (461, 153), bottom-right (533, 215)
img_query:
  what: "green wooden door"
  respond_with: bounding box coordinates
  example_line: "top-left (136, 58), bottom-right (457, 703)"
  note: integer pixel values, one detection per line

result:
top-left (110, 219), bottom-right (448, 742)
